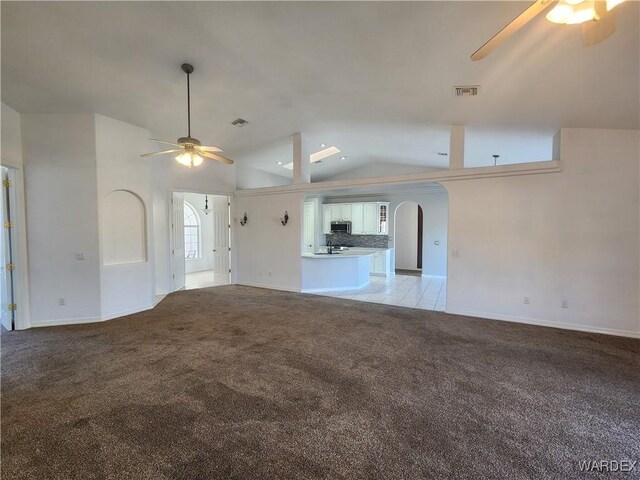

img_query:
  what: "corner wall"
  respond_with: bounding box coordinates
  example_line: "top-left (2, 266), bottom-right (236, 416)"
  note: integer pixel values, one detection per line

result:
top-left (444, 128), bottom-right (640, 337)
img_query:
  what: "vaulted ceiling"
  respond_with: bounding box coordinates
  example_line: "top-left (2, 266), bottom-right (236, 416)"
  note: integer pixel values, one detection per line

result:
top-left (2, 1), bottom-right (638, 180)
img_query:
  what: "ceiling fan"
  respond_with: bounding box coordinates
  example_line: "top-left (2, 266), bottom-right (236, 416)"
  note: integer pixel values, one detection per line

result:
top-left (141, 63), bottom-right (234, 167)
top-left (471, 0), bottom-right (626, 61)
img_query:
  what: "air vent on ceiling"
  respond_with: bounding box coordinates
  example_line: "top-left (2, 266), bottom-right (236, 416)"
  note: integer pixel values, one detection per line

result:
top-left (231, 118), bottom-right (249, 127)
top-left (454, 85), bottom-right (480, 97)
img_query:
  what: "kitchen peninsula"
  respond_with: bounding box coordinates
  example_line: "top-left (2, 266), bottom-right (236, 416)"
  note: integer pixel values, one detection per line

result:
top-left (301, 247), bottom-right (392, 292)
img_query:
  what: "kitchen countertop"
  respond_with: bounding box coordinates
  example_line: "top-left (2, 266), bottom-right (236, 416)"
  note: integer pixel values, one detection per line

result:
top-left (302, 247), bottom-right (391, 258)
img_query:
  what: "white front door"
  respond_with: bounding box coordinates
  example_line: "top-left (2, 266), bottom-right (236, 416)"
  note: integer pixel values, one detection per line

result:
top-left (171, 192), bottom-right (186, 291)
top-left (1, 167), bottom-right (14, 330)
top-left (211, 196), bottom-right (230, 278)
top-left (303, 202), bottom-right (315, 253)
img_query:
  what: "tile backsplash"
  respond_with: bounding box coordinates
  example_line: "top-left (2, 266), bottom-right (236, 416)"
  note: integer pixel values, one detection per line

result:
top-left (325, 233), bottom-right (389, 248)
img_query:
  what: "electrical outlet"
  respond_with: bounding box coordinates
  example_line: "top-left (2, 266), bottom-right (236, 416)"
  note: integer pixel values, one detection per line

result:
top-left (561, 300), bottom-right (569, 309)
top-left (58, 298), bottom-right (66, 306)
top-left (75, 253), bottom-right (85, 261)
top-left (523, 296), bottom-right (530, 305)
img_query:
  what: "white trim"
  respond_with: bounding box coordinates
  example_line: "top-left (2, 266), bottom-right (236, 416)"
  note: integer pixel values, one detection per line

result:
top-left (235, 282), bottom-right (300, 293)
top-left (3, 166), bottom-right (31, 330)
top-left (30, 304), bottom-right (154, 328)
top-left (422, 274), bottom-right (446, 279)
top-left (302, 280), bottom-right (369, 294)
top-left (445, 308), bottom-right (640, 339)
top-left (235, 161), bottom-right (561, 197)
top-left (101, 304), bottom-right (154, 321)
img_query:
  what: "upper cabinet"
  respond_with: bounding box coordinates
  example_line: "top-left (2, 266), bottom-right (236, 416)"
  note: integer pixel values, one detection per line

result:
top-left (323, 202), bottom-right (389, 235)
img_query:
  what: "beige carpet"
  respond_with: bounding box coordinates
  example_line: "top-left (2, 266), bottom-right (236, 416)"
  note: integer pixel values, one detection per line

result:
top-left (2, 285), bottom-right (638, 479)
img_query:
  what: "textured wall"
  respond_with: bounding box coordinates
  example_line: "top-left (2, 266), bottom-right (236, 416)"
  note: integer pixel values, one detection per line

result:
top-left (325, 232), bottom-right (389, 248)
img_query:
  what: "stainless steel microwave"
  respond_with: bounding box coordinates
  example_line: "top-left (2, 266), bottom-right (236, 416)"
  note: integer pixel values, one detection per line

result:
top-left (330, 221), bottom-right (351, 234)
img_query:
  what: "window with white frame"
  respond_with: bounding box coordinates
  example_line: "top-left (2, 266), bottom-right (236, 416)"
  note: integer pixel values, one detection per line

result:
top-left (183, 202), bottom-right (200, 259)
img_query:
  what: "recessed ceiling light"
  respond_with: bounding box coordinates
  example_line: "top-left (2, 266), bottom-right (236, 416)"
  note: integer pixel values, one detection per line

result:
top-left (277, 161), bottom-right (282, 165)
top-left (340, 155), bottom-right (347, 160)
top-left (320, 143), bottom-right (326, 148)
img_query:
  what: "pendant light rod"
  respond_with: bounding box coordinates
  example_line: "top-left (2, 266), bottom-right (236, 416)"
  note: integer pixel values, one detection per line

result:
top-left (182, 63), bottom-right (194, 138)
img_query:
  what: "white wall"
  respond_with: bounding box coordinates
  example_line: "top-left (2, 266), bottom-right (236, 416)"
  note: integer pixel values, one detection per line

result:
top-left (95, 114), bottom-right (154, 319)
top-left (183, 192), bottom-right (215, 274)
top-left (320, 162), bottom-right (441, 182)
top-left (22, 114), bottom-right (102, 325)
top-left (234, 191), bottom-right (304, 291)
top-left (236, 164), bottom-right (291, 190)
top-left (444, 128), bottom-right (640, 337)
top-left (395, 202), bottom-right (419, 270)
top-left (152, 154), bottom-right (235, 295)
top-left (1, 103), bottom-right (23, 167)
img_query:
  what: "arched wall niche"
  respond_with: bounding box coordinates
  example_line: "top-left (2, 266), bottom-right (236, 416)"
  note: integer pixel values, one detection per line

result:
top-left (102, 189), bottom-right (147, 266)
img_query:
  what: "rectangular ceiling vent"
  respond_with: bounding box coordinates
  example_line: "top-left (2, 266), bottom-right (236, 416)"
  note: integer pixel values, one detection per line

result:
top-left (231, 118), bottom-right (249, 127)
top-left (454, 85), bottom-right (480, 97)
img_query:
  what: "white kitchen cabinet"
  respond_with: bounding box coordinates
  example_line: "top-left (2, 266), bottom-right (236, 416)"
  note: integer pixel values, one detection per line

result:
top-left (323, 202), bottom-right (390, 235)
top-left (363, 204), bottom-right (378, 234)
top-left (351, 203), bottom-right (364, 234)
top-left (322, 205), bottom-right (333, 234)
top-left (370, 249), bottom-right (392, 277)
top-left (340, 204), bottom-right (352, 221)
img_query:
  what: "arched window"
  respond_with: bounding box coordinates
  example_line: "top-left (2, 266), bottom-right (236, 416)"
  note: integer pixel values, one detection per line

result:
top-left (183, 202), bottom-right (200, 259)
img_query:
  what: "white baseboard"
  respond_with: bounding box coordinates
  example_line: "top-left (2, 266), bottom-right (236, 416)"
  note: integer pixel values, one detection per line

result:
top-left (302, 281), bottom-right (369, 294)
top-left (236, 282), bottom-right (300, 293)
top-left (30, 304), bottom-right (154, 329)
top-left (445, 308), bottom-right (640, 339)
top-left (422, 274), bottom-right (446, 279)
top-left (101, 304), bottom-right (154, 322)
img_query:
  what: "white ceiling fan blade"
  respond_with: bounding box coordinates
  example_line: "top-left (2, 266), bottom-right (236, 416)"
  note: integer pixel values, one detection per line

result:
top-left (196, 145), bottom-right (224, 153)
top-left (199, 151), bottom-right (234, 165)
top-left (150, 138), bottom-right (182, 148)
top-left (141, 148), bottom-right (183, 157)
top-left (582, 3), bottom-right (616, 47)
top-left (471, 0), bottom-right (555, 61)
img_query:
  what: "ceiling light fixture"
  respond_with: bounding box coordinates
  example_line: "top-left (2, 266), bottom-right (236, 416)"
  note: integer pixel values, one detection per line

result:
top-left (546, 0), bottom-right (625, 24)
top-left (202, 195), bottom-right (211, 215)
top-left (340, 156), bottom-right (347, 160)
top-left (320, 143), bottom-right (326, 148)
top-left (277, 161), bottom-right (282, 165)
top-left (141, 64), bottom-right (235, 167)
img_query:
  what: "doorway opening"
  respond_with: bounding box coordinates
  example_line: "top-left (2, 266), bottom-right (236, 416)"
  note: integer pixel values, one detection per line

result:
top-left (170, 192), bottom-right (231, 291)
top-left (394, 201), bottom-right (423, 276)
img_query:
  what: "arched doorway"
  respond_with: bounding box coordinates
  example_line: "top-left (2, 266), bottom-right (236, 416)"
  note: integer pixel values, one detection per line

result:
top-left (394, 201), bottom-right (423, 275)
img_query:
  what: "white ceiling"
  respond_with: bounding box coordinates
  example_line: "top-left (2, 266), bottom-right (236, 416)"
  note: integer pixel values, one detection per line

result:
top-left (2, 1), bottom-right (638, 180)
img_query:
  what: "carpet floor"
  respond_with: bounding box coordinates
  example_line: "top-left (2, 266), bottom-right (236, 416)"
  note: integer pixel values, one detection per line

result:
top-left (2, 286), bottom-right (638, 479)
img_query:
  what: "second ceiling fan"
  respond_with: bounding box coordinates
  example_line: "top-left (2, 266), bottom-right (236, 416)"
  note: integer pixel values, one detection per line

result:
top-left (471, 0), bottom-right (627, 61)
top-left (142, 63), bottom-right (234, 167)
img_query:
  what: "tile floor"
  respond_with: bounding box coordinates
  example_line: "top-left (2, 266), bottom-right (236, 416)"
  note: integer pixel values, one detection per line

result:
top-left (185, 270), bottom-right (230, 290)
top-left (310, 275), bottom-right (447, 311)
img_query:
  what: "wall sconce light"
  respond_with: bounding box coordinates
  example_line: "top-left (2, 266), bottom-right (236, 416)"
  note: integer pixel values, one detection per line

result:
top-left (239, 212), bottom-right (248, 226)
top-left (281, 211), bottom-right (289, 226)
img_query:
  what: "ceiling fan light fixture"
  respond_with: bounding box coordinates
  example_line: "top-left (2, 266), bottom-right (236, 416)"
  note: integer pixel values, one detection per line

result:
top-left (175, 151), bottom-right (203, 167)
top-left (546, 3), bottom-right (574, 23)
top-left (546, 0), bottom-right (601, 24)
